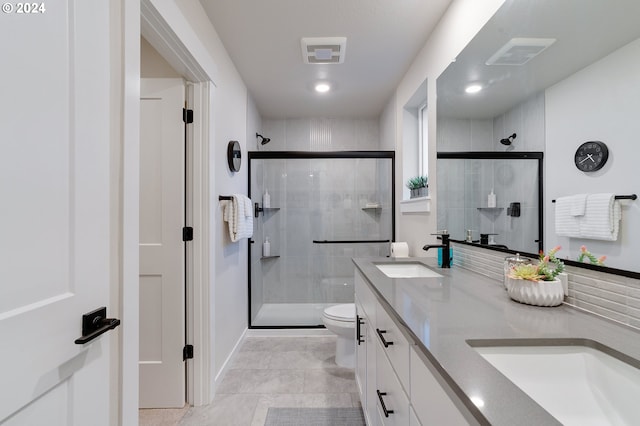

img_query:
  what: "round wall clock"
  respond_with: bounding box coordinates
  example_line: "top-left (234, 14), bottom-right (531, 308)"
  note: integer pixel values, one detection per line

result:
top-left (574, 141), bottom-right (609, 172)
top-left (227, 140), bottom-right (241, 172)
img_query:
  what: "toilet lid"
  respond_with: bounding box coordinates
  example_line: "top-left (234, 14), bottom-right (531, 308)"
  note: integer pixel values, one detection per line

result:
top-left (324, 304), bottom-right (355, 322)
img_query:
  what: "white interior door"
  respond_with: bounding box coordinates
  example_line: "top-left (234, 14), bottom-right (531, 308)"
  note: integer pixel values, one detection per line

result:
top-left (139, 78), bottom-right (186, 408)
top-left (0, 1), bottom-right (114, 425)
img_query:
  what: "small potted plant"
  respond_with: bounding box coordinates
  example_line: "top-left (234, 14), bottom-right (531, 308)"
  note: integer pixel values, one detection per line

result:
top-left (406, 175), bottom-right (428, 198)
top-left (577, 245), bottom-right (606, 266)
top-left (506, 246), bottom-right (565, 307)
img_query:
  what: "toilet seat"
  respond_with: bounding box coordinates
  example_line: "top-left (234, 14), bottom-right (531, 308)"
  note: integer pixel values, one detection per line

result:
top-left (323, 303), bottom-right (355, 322)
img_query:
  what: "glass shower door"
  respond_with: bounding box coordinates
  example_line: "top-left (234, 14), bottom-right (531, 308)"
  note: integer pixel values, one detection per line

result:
top-left (249, 153), bottom-right (394, 327)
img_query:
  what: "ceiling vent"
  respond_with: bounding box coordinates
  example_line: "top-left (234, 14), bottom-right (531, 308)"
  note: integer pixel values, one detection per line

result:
top-left (486, 38), bottom-right (556, 66)
top-left (301, 37), bottom-right (346, 64)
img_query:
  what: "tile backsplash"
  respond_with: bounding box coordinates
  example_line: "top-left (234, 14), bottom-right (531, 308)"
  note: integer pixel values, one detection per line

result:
top-left (453, 242), bottom-right (640, 330)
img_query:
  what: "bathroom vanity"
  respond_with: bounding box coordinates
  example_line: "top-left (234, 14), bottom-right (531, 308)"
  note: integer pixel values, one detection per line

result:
top-left (353, 257), bottom-right (640, 425)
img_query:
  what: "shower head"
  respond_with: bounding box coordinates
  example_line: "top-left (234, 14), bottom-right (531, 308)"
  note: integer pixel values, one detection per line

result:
top-left (256, 133), bottom-right (271, 145)
top-left (500, 133), bottom-right (517, 145)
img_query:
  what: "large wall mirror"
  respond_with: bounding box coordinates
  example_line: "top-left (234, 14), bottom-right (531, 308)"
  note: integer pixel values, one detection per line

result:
top-left (436, 0), bottom-right (640, 274)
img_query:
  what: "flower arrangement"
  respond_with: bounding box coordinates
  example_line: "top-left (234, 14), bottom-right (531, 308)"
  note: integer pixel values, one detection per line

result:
top-left (577, 245), bottom-right (606, 266)
top-left (509, 246), bottom-right (565, 282)
top-left (405, 175), bottom-right (428, 190)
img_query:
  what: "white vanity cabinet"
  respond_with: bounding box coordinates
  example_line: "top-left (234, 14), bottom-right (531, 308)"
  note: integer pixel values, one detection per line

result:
top-left (355, 269), bottom-right (475, 426)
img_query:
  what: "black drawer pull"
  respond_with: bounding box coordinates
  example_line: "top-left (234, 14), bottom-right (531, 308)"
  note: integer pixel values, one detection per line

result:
top-left (356, 315), bottom-right (364, 345)
top-left (376, 328), bottom-right (394, 347)
top-left (377, 390), bottom-right (394, 417)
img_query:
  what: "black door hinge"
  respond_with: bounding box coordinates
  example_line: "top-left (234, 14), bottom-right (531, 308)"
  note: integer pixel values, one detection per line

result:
top-left (183, 226), bottom-right (193, 241)
top-left (183, 344), bottom-right (194, 361)
top-left (183, 108), bottom-right (194, 124)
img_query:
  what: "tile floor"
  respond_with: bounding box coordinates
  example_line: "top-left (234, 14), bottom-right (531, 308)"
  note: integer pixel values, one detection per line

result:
top-left (140, 335), bottom-right (361, 426)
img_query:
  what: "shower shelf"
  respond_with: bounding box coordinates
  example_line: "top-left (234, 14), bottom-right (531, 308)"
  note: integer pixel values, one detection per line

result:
top-left (260, 255), bottom-right (280, 260)
top-left (477, 207), bottom-right (504, 211)
top-left (362, 206), bottom-right (381, 211)
top-left (254, 202), bottom-right (280, 217)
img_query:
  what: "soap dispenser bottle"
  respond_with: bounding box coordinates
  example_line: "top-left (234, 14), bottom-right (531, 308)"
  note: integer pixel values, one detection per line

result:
top-left (488, 189), bottom-right (496, 208)
top-left (263, 237), bottom-right (271, 257)
top-left (263, 189), bottom-right (271, 208)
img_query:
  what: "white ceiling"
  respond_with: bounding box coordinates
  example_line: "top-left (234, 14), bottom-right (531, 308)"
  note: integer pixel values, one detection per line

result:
top-left (199, 0), bottom-right (453, 119)
top-left (437, 0), bottom-right (640, 119)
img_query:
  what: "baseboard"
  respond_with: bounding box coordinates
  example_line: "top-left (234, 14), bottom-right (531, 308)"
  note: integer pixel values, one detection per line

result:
top-left (212, 327), bottom-right (248, 394)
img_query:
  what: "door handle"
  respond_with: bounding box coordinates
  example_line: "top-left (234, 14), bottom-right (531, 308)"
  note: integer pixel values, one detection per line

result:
top-left (75, 307), bottom-right (121, 344)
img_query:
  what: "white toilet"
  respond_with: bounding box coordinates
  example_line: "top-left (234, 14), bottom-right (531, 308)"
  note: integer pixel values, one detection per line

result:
top-left (322, 303), bottom-right (356, 368)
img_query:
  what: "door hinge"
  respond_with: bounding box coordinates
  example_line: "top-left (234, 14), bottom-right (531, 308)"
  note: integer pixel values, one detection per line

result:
top-left (183, 226), bottom-right (193, 241)
top-left (183, 344), bottom-right (194, 361)
top-left (183, 108), bottom-right (194, 124)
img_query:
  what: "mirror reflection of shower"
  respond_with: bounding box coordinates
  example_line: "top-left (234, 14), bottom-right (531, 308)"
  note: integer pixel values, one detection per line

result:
top-left (256, 133), bottom-right (270, 148)
top-left (249, 152), bottom-right (395, 327)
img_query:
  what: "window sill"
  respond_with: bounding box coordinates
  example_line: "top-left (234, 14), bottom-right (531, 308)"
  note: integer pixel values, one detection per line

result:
top-left (399, 196), bottom-right (431, 214)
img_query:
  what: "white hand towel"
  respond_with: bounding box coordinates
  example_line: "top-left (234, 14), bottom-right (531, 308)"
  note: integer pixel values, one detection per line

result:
top-left (579, 193), bottom-right (620, 241)
top-left (233, 194), bottom-right (253, 240)
top-left (569, 193), bottom-right (587, 216)
top-left (223, 197), bottom-right (239, 242)
top-left (243, 195), bottom-right (253, 217)
top-left (555, 196), bottom-right (581, 237)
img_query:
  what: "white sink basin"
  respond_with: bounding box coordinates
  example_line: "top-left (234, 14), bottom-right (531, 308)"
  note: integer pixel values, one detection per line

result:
top-left (375, 263), bottom-right (442, 278)
top-left (474, 344), bottom-right (640, 425)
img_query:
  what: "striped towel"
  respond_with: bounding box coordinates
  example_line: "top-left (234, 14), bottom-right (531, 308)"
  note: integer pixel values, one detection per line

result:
top-left (579, 193), bottom-right (621, 241)
top-left (555, 195), bottom-right (582, 237)
top-left (223, 195), bottom-right (253, 242)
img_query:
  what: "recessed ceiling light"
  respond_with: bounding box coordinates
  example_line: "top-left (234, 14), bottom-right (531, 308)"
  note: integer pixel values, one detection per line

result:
top-left (465, 84), bottom-right (482, 94)
top-left (315, 83), bottom-right (331, 93)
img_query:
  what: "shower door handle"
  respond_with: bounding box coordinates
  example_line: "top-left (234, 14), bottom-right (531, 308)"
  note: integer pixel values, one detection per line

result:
top-left (312, 239), bottom-right (390, 244)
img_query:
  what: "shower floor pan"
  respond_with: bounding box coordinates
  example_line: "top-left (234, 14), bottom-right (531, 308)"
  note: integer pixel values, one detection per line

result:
top-left (253, 303), bottom-right (342, 327)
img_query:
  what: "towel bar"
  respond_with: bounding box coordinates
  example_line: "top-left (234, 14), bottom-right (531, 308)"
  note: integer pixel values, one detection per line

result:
top-left (552, 194), bottom-right (636, 203)
top-left (219, 195), bottom-right (233, 201)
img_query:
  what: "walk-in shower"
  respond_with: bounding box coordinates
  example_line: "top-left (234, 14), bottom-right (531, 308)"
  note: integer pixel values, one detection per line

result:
top-left (248, 151), bottom-right (394, 328)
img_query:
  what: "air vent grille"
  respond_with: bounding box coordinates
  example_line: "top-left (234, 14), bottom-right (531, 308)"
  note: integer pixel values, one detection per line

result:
top-left (486, 38), bottom-right (556, 66)
top-left (301, 37), bottom-right (346, 64)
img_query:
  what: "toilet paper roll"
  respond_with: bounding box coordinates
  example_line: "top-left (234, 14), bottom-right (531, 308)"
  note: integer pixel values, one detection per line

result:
top-left (390, 242), bottom-right (409, 258)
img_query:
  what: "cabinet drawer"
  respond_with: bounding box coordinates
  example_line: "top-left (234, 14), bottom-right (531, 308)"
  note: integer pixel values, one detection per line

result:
top-left (376, 339), bottom-right (410, 426)
top-left (355, 270), bottom-right (377, 324)
top-left (410, 347), bottom-right (470, 425)
top-left (375, 300), bottom-right (410, 393)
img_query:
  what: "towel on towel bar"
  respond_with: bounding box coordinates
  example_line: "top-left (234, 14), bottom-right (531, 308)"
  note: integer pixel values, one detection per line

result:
top-left (555, 195), bottom-right (585, 237)
top-left (579, 193), bottom-right (621, 241)
top-left (223, 194), bottom-right (253, 242)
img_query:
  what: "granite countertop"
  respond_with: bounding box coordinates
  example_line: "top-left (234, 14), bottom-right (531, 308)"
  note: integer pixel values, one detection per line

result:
top-left (353, 257), bottom-right (640, 425)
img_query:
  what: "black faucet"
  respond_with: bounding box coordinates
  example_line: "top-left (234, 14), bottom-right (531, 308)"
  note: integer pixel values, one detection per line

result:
top-left (423, 231), bottom-right (451, 268)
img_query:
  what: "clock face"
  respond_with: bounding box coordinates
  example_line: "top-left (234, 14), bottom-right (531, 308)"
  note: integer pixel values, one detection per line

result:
top-left (574, 141), bottom-right (609, 172)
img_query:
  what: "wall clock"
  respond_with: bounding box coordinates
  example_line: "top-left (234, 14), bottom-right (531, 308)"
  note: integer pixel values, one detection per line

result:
top-left (227, 140), bottom-right (241, 172)
top-left (574, 141), bottom-right (608, 172)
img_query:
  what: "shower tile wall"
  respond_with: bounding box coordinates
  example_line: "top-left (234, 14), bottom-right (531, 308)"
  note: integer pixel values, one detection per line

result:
top-left (261, 118), bottom-right (380, 151)
top-left (436, 93), bottom-right (544, 252)
top-left (256, 158), bottom-right (390, 305)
